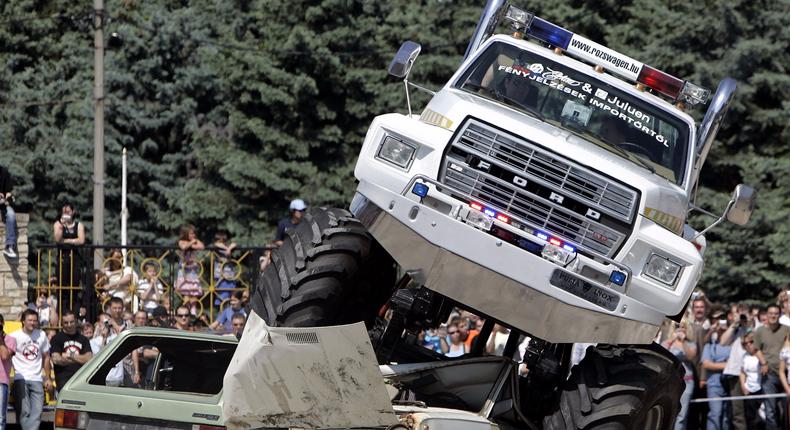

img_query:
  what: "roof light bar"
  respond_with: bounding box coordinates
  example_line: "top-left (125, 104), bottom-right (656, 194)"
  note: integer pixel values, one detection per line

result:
top-left (637, 65), bottom-right (684, 99)
top-left (521, 14), bottom-right (710, 105)
top-left (526, 17), bottom-right (572, 50)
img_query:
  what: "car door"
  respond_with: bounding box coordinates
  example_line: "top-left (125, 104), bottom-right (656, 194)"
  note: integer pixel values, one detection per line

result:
top-left (55, 328), bottom-right (236, 429)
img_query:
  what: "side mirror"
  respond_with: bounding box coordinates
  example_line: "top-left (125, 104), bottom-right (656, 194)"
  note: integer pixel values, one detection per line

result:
top-left (691, 183), bottom-right (757, 242)
top-left (724, 184), bottom-right (756, 226)
top-left (387, 41), bottom-right (421, 79)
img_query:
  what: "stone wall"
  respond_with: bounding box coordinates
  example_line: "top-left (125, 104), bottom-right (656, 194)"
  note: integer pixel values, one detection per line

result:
top-left (0, 212), bottom-right (28, 320)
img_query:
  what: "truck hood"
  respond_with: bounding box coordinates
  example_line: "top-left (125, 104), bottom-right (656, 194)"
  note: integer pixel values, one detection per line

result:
top-left (223, 312), bottom-right (397, 429)
top-left (423, 89), bottom-right (689, 233)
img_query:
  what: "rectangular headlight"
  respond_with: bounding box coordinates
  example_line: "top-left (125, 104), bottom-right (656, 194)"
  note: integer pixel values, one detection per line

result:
top-left (376, 135), bottom-right (417, 169)
top-left (643, 253), bottom-right (682, 287)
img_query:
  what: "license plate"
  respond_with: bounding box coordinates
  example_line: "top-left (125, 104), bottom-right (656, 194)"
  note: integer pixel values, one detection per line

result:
top-left (549, 270), bottom-right (619, 311)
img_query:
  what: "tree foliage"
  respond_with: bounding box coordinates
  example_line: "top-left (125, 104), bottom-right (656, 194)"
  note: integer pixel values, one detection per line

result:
top-left (0, 0), bottom-right (787, 303)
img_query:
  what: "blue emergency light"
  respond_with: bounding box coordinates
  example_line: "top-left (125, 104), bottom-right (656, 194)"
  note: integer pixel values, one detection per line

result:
top-left (411, 182), bottom-right (429, 198)
top-left (609, 270), bottom-right (627, 286)
top-left (527, 17), bottom-right (572, 50)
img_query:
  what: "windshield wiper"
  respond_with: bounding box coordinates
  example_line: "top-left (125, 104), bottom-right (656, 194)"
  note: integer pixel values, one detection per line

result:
top-left (462, 82), bottom-right (545, 122)
top-left (563, 124), bottom-right (656, 174)
top-left (493, 90), bottom-right (545, 122)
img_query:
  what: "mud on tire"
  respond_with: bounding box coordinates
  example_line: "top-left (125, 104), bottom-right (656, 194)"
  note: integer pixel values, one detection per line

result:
top-left (543, 343), bottom-right (684, 430)
top-left (249, 207), bottom-right (396, 327)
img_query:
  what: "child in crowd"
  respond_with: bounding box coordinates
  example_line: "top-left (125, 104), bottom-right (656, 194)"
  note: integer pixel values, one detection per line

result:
top-left (137, 262), bottom-right (165, 314)
top-left (213, 230), bottom-right (237, 306)
top-left (176, 225), bottom-right (205, 315)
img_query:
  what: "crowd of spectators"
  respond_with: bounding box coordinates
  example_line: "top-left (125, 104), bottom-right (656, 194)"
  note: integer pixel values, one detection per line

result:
top-left (654, 290), bottom-right (790, 430)
top-left (415, 288), bottom-right (790, 430)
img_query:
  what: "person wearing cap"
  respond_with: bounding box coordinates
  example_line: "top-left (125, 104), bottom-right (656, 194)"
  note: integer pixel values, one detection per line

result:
top-left (274, 199), bottom-right (307, 246)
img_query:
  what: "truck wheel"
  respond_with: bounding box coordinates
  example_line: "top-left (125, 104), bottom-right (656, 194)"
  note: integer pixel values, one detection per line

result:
top-left (249, 207), bottom-right (396, 327)
top-left (543, 343), bottom-right (683, 430)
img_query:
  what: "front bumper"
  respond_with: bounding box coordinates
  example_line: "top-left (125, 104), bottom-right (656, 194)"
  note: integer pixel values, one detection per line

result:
top-left (352, 179), bottom-right (664, 344)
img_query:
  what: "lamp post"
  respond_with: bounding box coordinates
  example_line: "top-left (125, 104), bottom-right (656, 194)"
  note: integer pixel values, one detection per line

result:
top-left (93, 0), bottom-right (105, 270)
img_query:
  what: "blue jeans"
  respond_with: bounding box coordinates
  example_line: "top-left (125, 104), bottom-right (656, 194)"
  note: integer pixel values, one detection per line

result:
top-left (12, 379), bottom-right (43, 430)
top-left (675, 363), bottom-right (694, 430)
top-left (0, 383), bottom-right (8, 430)
top-left (706, 378), bottom-right (730, 430)
top-left (762, 371), bottom-right (784, 430)
top-left (2, 205), bottom-right (15, 247)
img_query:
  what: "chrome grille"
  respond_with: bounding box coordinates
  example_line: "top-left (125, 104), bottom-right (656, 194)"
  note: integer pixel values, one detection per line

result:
top-left (440, 120), bottom-right (638, 258)
top-left (458, 123), bottom-right (637, 221)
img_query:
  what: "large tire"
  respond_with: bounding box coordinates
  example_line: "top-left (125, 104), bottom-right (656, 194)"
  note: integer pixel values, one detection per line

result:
top-left (249, 207), bottom-right (396, 327)
top-left (543, 343), bottom-right (684, 430)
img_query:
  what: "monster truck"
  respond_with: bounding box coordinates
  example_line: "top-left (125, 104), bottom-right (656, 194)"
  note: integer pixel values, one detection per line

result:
top-left (249, 1), bottom-right (756, 428)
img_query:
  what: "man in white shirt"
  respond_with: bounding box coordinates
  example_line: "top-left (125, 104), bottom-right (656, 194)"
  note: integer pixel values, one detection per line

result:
top-left (9, 309), bottom-right (51, 429)
top-left (90, 298), bottom-right (126, 386)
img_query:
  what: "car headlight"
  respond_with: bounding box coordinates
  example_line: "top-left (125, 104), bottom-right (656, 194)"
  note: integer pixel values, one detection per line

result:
top-left (376, 136), bottom-right (417, 169)
top-left (643, 253), bottom-right (682, 287)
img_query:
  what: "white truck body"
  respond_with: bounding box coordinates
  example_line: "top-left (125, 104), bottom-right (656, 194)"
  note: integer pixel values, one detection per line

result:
top-left (350, 34), bottom-right (706, 344)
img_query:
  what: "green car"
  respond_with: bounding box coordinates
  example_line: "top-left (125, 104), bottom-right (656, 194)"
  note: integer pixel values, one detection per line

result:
top-left (55, 327), bottom-right (237, 429)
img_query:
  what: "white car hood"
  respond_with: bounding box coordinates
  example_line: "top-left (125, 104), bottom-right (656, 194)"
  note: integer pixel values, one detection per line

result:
top-left (223, 312), bottom-right (396, 429)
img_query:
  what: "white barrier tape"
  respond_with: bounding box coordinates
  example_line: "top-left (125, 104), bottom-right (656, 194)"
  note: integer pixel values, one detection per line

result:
top-left (690, 393), bottom-right (789, 403)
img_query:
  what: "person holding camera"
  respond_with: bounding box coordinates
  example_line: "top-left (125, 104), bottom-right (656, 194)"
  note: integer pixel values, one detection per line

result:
top-left (0, 164), bottom-right (18, 259)
top-left (53, 203), bottom-right (85, 247)
top-left (702, 309), bottom-right (733, 430)
top-left (0, 314), bottom-right (17, 428)
top-left (719, 304), bottom-right (754, 430)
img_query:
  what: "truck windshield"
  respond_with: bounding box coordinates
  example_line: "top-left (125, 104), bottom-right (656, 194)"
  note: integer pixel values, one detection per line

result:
top-left (455, 41), bottom-right (690, 185)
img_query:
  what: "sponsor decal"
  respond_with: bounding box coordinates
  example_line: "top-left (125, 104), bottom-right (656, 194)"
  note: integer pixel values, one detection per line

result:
top-left (498, 63), bottom-right (589, 101)
top-left (589, 97), bottom-right (668, 146)
top-left (567, 35), bottom-right (644, 81)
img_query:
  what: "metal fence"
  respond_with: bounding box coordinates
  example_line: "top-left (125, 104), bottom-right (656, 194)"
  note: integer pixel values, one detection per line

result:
top-left (31, 244), bottom-right (272, 325)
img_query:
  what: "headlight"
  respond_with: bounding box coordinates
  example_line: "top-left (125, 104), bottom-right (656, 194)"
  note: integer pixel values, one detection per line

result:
top-left (376, 136), bottom-right (417, 169)
top-left (643, 253), bottom-right (682, 287)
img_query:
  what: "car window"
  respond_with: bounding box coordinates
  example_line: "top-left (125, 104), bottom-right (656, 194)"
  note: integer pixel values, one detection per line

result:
top-left (88, 334), bottom-right (237, 395)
